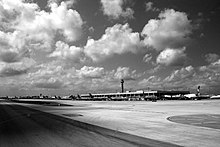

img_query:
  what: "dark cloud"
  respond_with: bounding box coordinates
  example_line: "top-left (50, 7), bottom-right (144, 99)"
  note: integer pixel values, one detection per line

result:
top-left (0, 52), bottom-right (20, 63)
top-left (0, 67), bottom-right (28, 77)
top-left (0, 57), bottom-right (35, 77)
top-left (0, 51), bottom-right (30, 63)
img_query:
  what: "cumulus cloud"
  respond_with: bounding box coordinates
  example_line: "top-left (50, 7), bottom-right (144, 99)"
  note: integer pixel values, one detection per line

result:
top-left (139, 76), bottom-right (162, 88)
top-left (164, 66), bottom-right (195, 82)
top-left (77, 66), bottom-right (105, 79)
top-left (0, 0), bottom-right (84, 81)
top-left (141, 9), bottom-right (192, 50)
top-left (84, 23), bottom-right (141, 62)
top-left (161, 62), bottom-right (220, 92)
top-left (14, 0), bottom-right (83, 42)
top-left (137, 61), bottom-right (220, 93)
top-left (27, 61), bottom-right (67, 81)
top-left (73, 66), bottom-right (140, 91)
top-left (0, 0), bottom-right (83, 54)
top-left (138, 66), bottom-right (196, 90)
top-left (114, 67), bottom-right (137, 80)
top-left (100, 0), bottom-right (134, 19)
top-left (200, 59), bottom-right (220, 88)
top-left (145, 2), bottom-right (159, 12)
top-left (27, 61), bottom-right (76, 90)
top-left (199, 59), bottom-right (220, 73)
top-left (35, 78), bottom-right (63, 89)
top-left (205, 53), bottom-right (219, 63)
top-left (49, 41), bottom-right (85, 64)
top-left (211, 59), bottom-right (220, 66)
top-left (0, 31), bottom-right (31, 62)
top-left (156, 47), bottom-right (187, 66)
top-left (143, 53), bottom-right (152, 63)
top-left (46, 1), bottom-right (83, 41)
top-left (146, 65), bottom-right (162, 74)
top-left (27, 63), bottom-right (141, 92)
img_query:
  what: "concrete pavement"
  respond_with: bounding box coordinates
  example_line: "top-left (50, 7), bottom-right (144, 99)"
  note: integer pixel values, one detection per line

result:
top-left (0, 100), bottom-right (181, 147)
top-left (6, 99), bottom-right (220, 147)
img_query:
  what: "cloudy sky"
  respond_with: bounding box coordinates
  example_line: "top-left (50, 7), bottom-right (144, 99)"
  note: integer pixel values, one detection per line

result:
top-left (0, 0), bottom-right (220, 96)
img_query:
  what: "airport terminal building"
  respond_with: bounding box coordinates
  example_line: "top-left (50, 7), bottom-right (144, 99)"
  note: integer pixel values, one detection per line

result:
top-left (79, 90), bottom-right (190, 101)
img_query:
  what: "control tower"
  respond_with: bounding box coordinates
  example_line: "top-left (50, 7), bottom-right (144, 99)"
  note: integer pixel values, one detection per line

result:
top-left (121, 79), bottom-right (124, 93)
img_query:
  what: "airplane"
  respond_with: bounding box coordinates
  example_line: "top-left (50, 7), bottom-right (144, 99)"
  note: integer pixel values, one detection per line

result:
top-left (210, 95), bottom-right (220, 99)
top-left (184, 93), bottom-right (197, 100)
top-left (184, 86), bottom-right (210, 100)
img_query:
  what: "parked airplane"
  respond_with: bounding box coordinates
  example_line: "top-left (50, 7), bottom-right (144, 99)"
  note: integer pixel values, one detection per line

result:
top-left (184, 86), bottom-right (210, 100)
top-left (184, 93), bottom-right (197, 99)
top-left (210, 95), bottom-right (220, 99)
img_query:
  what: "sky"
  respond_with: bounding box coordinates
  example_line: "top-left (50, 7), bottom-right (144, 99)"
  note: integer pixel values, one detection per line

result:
top-left (0, 0), bottom-right (220, 96)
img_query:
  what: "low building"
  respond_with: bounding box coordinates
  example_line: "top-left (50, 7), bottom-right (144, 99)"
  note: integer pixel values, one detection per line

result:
top-left (79, 90), bottom-right (190, 101)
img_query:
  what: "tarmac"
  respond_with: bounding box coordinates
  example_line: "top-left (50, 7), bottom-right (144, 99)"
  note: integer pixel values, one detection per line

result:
top-left (6, 99), bottom-right (220, 147)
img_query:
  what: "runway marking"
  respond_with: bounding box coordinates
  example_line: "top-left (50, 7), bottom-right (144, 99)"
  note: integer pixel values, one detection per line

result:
top-left (167, 114), bottom-right (220, 130)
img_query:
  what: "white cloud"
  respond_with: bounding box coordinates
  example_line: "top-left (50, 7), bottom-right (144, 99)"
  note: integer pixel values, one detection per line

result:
top-left (77, 66), bottom-right (105, 79)
top-left (143, 53), bottom-right (152, 63)
top-left (199, 59), bottom-right (220, 73)
top-left (84, 23), bottom-right (141, 62)
top-left (201, 60), bottom-right (220, 88)
top-left (46, 1), bottom-right (83, 41)
top-left (27, 61), bottom-right (77, 89)
top-left (139, 66), bottom-right (196, 90)
top-left (14, 1), bottom-right (83, 42)
top-left (162, 64), bottom-right (220, 92)
top-left (146, 65), bottom-right (162, 74)
top-left (141, 9), bottom-right (192, 50)
top-left (0, 0), bottom-right (83, 54)
top-left (27, 64), bottom-right (140, 91)
top-left (164, 66), bottom-right (195, 82)
top-left (100, 0), bottom-right (134, 19)
top-left (211, 59), bottom-right (220, 66)
top-left (113, 67), bottom-right (137, 80)
top-left (0, 0), bottom-right (84, 79)
top-left (0, 31), bottom-right (31, 61)
top-left (49, 41), bottom-right (84, 64)
top-left (156, 47), bottom-right (187, 66)
top-left (161, 62), bottom-right (220, 91)
top-left (34, 78), bottom-right (63, 89)
top-left (139, 76), bottom-right (162, 88)
top-left (28, 61), bottom-right (67, 79)
top-left (145, 2), bottom-right (159, 12)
